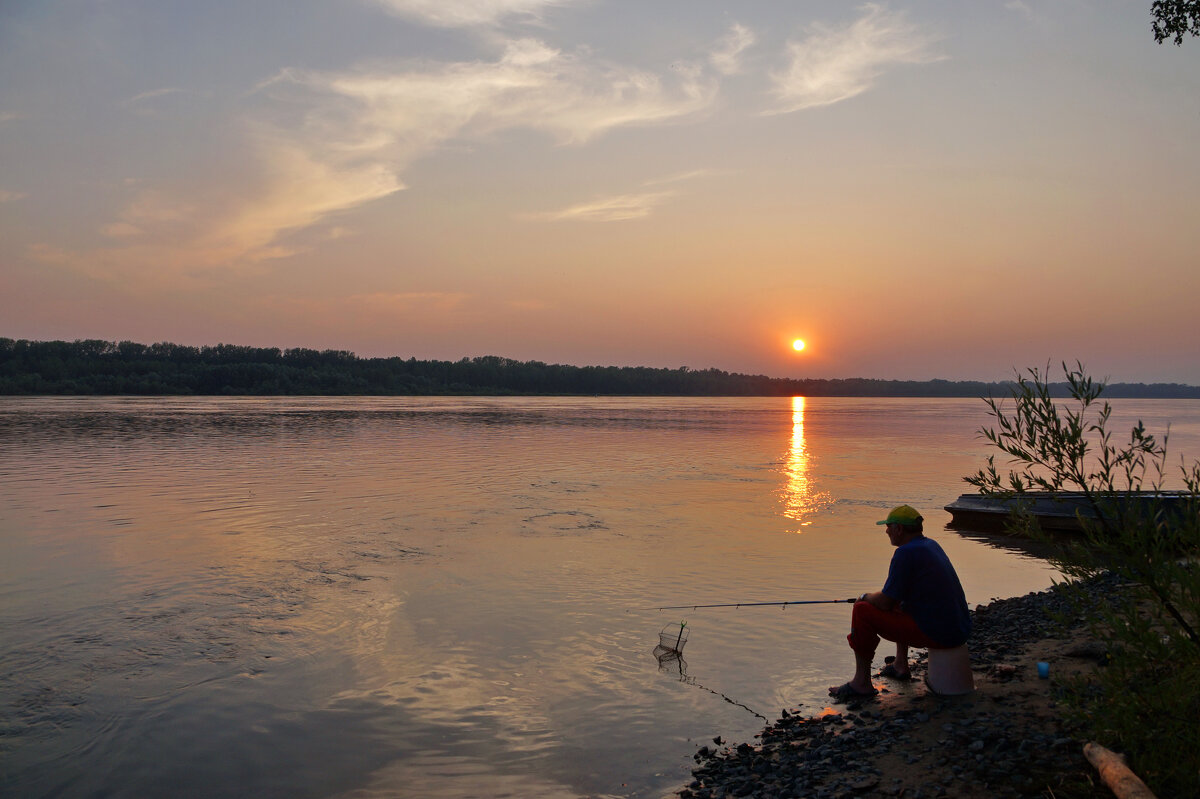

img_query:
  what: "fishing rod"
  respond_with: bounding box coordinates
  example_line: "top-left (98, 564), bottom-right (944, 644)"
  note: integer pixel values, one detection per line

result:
top-left (640, 598), bottom-right (857, 611)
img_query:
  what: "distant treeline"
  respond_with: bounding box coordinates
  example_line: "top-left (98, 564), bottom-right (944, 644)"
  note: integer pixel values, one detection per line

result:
top-left (2, 338), bottom-right (1198, 398)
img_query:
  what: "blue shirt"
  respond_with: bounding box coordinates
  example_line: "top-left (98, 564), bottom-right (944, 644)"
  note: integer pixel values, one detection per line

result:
top-left (882, 536), bottom-right (971, 647)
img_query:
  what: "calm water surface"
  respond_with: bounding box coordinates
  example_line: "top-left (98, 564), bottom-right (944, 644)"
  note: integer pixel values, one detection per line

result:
top-left (2, 396), bottom-right (1198, 798)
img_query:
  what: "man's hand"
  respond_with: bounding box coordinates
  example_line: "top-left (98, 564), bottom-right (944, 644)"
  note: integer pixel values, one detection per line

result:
top-left (859, 590), bottom-right (899, 611)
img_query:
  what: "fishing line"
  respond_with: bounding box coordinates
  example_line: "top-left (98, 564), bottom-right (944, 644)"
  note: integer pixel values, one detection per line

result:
top-left (660, 655), bottom-right (768, 722)
top-left (641, 599), bottom-right (859, 719)
top-left (653, 621), bottom-right (768, 722)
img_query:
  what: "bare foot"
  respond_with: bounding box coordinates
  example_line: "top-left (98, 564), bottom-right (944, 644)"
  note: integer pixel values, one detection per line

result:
top-left (880, 663), bottom-right (912, 680)
top-left (828, 681), bottom-right (877, 700)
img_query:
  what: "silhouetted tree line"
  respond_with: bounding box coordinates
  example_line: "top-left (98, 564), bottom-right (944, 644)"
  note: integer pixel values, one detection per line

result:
top-left (1, 338), bottom-right (1197, 397)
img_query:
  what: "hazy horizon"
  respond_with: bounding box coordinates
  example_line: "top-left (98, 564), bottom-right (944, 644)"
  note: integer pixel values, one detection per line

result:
top-left (3, 2), bottom-right (1198, 383)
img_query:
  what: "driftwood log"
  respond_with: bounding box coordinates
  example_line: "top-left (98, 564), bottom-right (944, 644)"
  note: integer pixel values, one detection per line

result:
top-left (1083, 742), bottom-right (1157, 799)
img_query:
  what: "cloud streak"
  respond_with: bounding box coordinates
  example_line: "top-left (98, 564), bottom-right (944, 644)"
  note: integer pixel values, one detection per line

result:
top-left (55, 36), bottom-right (719, 276)
top-left (710, 23), bottom-right (756, 75)
top-left (769, 3), bottom-right (942, 113)
top-left (99, 189), bottom-right (195, 239)
top-left (202, 141), bottom-right (403, 263)
top-left (125, 87), bottom-right (184, 106)
top-left (236, 37), bottom-right (716, 241)
top-left (524, 189), bottom-right (677, 222)
top-left (45, 8), bottom-right (934, 278)
top-left (370, 0), bottom-right (577, 28)
top-left (526, 169), bottom-right (722, 221)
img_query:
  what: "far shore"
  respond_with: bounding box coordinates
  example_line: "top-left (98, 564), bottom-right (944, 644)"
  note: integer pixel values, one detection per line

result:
top-left (4, 338), bottom-right (1199, 398)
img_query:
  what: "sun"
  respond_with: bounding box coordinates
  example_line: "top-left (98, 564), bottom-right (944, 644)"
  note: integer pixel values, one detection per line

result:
top-left (792, 339), bottom-right (806, 352)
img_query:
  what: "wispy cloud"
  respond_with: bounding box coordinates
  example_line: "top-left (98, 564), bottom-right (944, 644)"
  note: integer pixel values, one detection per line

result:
top-left (524, 189), bottom-right (677, 222)
top-left (0, 188), bottom-right (26, 203)
top-left (199, 140), bottom-right (403, 263)
top-left (58, 36), bottom-right (717, 273)
top-left (769, 3), bottom-right (943, 113)
top-left (99, 189), bottom-right (194, 238)
top-left (710, 23), bottom-right (756, 75)
top-left (642, 168), bottom-right (729, 186)
top-left (122, 88), bottom-right (196, 118)
top-left (1004, 1), bottom-right (1035, 22)
top-left (33, 168), bottom-right (396, 285)
top-left (224, 37), bottom-right (713, 245)
top-left (527, 168), bottom-right (719, 221)
top-left (370, 0), bottom-right (577, 27)
top-left (125, 87), bottom-right (184, 106)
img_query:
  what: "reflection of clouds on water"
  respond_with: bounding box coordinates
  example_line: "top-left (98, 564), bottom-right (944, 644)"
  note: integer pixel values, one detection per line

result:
top-left (274, 582), bottom-right (583, 794)
top-left (781, 396), bottom-right (833, 528)
top-left (336, 653), bottom-right (557, 743)
top-left (330, 625), bottom-right (655, 796)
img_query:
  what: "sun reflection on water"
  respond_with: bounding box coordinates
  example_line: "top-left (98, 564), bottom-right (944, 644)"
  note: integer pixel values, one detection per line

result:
top-left (782, 396), bottom-right (832, 528)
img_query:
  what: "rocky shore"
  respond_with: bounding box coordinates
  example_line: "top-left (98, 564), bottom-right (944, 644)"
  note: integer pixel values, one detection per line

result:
top-left (678, 578), bottom-right (1118, 799)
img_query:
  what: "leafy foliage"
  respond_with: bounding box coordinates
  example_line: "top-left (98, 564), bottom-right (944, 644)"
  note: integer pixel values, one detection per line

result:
top-left (966, 363), bottom-right (1200, 795)
top-left (1153, 0), bottom-right (1200, 45)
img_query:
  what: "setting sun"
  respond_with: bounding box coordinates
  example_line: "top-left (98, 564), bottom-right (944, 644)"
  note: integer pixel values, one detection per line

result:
top-left (792, 339), bottom-right (806, 352)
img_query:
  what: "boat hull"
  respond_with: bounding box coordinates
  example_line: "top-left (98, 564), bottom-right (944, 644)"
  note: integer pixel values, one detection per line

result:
top-left (944, 491), bottom-right (1194, 533)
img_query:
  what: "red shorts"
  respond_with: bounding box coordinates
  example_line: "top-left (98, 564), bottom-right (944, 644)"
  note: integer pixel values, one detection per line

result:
top-left (847, 599), bottom-right (942, 657)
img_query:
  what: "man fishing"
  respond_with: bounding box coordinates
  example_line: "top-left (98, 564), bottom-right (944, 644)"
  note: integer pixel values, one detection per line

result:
top-left (829, 504), bottom-right (971, 700)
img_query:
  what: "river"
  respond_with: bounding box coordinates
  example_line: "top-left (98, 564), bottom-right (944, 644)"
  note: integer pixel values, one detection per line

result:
top-left (2, 396), bottom-right (1197, 797)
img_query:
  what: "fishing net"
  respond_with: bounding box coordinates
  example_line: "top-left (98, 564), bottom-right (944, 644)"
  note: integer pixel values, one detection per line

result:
top-left (654, 621), bottom-right (688, 657)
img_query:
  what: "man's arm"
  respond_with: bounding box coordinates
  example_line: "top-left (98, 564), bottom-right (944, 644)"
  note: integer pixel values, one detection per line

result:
top-left (859, 590), bottom-right (898, 612)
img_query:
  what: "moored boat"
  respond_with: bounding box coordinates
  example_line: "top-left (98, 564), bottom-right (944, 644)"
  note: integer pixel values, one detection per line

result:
top-left (944, 491), bottom-right (1195, 533)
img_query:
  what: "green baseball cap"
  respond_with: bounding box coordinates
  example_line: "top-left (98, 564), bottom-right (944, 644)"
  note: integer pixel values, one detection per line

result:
top-left (876, 505), bottom-right (923, 526)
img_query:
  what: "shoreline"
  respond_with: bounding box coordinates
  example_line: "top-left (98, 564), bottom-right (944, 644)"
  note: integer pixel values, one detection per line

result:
top-left (677, 579), bottom-right (1116, 799)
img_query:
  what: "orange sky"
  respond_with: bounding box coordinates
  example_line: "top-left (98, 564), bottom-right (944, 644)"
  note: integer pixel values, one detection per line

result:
top-left (2, 2), bottom-right (1198, 382)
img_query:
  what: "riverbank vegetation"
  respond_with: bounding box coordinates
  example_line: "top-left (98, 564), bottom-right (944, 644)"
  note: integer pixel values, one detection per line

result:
top-left (4, 339), bottom-right (1199, 397)
top-left (966, 363), bottom-right (1200, 796)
